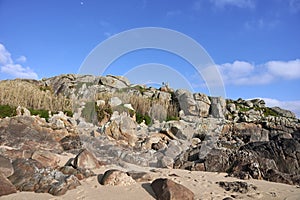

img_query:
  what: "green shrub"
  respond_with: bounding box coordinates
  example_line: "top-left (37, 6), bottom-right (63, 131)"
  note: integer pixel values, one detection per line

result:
top-left (136, 112), bottom-right (151, 125)
top-left (96, 102), bottom-right (113, 123)
top-left (64, 110), bottom-right (73, 117)
top-left (0, 105), bottom-right (16, 118)
top-left (29, 108), bottom-right (49, 120)
top-left (166, 116), bottom-right (180, 121)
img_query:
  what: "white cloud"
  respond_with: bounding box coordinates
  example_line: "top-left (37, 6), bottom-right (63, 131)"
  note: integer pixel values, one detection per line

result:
top-left (0, 43), bottom-right (38, 79)
top-left (266, 59), bottom-right (300, 79)
top-left (210, 0), bottom-right (255, 8)
top-left (1, 64), bottom-right (38, 79)
top-left (258, 97), bottom-right (300, 118)
top-left (0, 44), bottom-right (13, 65)
top-left (219, 59), bottom-right (300, 85)
top-left (16, 55), bottom-right (27, 63)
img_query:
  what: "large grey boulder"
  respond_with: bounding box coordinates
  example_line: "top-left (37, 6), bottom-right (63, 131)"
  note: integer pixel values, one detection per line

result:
top-left (99, 75), bottom-right (130, 89)
top-left (194, 93), bottom-right (211, 117)
top-left (175, 89), bottom-right (198, 116)
top-left (209, 96), bottom-right (226, 118)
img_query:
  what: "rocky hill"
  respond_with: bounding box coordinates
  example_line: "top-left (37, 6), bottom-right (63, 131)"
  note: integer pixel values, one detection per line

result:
top-left (0, 74), bottom-right (299, 198)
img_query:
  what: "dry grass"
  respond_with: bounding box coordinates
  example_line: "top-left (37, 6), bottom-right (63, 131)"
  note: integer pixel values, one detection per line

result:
top-left (95, 90), bottom-right (179, 122)
top-left (0, 80), bottom-right (72, 112)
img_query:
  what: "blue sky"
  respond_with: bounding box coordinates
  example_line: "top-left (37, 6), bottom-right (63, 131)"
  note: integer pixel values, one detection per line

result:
top-left (0, 0), bottom-right (300, 116)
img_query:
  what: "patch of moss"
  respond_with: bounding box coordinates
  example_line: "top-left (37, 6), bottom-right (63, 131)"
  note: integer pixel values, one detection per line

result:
top-left (29, 108), bottom-right (49, 120)
top-left (263, 107), bottom-right (279, 117)
top-left (0, 105), bottom-right (16, 118)
top-left (238, 106), bottom-right (251, 112)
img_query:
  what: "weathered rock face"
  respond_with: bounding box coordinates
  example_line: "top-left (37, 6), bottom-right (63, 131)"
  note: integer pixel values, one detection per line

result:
top-left (99, 169), bottom-right (136, 186)
top-left (151, 178), bottom-right (194, 200)
top-left (0, 116), bottom-right (64, 159)
top-left (8, 158), bottom-right (81, 196)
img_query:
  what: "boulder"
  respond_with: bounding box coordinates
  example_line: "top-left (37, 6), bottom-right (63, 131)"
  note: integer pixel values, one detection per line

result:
top-left (209, 97), bottom-right (226, 118)
top-left (8, 158), bottom-right (81, 196)
top-left (151, 178), bottom-right (194, 200)
top-left (109, 97), bottom-right (122, 107)
top-left (175, 89), bottom-right (198, 116)
top-left (0, 116), bottom-right (64, 159)
top-left (16, 106), bottom-right (31, 116)
top-left (0, 173), bottom-right (17, 196)
top-left (60, 135), bottom-right (82, 150)
top-left (194, 93), bottom-right (211, 117)
top-left (126, 171), bottom-right (155, 182)
top-left (99, 75), bottom-right (130, 89)
top-left (105, 115), bottom-right (138, 146)
top-left (271, 107), bottom-right (296, 118)
top-left (31, 150), bottom-right (60, 168)
top-left (0, 155), bottom-right (14, 177)
top-left (99, 169), bottom-right (136, 186)
top-left (73, 149), bottom-right (101, 169)
top-left (233, 123), bottom-right (268, 143)
top-left (149, 104), bottom-right (167, 122)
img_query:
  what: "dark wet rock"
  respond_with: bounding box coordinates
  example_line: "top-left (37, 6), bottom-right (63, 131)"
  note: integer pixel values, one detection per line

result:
top-left (204, 148), bottom-right (231, 172)
top-left (0, 172), bottom-right (17, 196)
top-left (151, 178), bottom-right (194, 200)
top-left (217, 181), bottom-right (257, 194)
top-left (99, 169), bottom-right (136, 186)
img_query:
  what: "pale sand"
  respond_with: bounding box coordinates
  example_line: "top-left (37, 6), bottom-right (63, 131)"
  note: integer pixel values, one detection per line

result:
top-left (1, 154), bottom-right (299, 200)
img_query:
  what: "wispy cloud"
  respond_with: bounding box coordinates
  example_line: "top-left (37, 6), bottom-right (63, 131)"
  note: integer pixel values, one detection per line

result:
top-left (219, 59), bottom-right (300, 85)
top-left (209, 0), bottom-right (255, 8)
top-left (244, 18), bottom-right (280, 30)
top-left (0, 43), bottom-right (38, 79)
top-left (258, 97), bottom-right (300, 118)
top-left (16, 55), bottom-right (27, 63)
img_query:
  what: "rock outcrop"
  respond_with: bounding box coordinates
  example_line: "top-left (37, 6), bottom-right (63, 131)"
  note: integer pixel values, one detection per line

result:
top-left (0, 74), bottom-right (300, 198)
